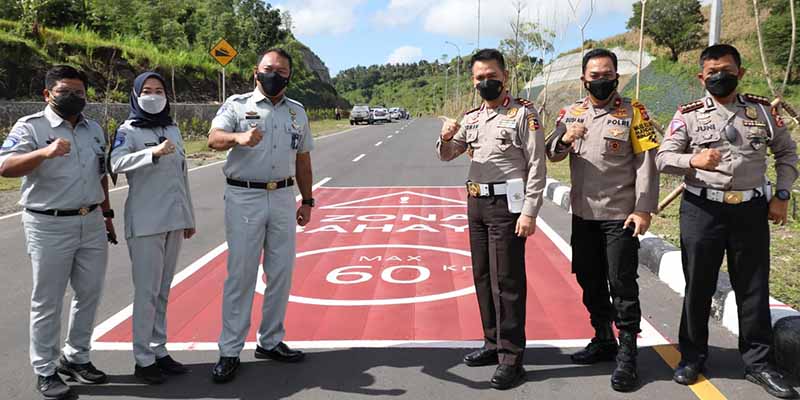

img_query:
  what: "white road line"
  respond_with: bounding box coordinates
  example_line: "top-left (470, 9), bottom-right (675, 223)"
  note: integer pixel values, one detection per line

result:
top-left (396, 130), bottom-right (401, 134)
top-left (315, 125), bottom-right (366, 140)
top-left (374, 141), bottom-right (383, 147)
top-left (92, 337), bottom-right (668, 351)
top-left (352, 154), bottom-right (366, 162)
top-left (90, 177), bottom-right (331, 343)
top-left (0, 160), bottom-right (227, 222)
top-left (387, 135), bottom-right (393, 139)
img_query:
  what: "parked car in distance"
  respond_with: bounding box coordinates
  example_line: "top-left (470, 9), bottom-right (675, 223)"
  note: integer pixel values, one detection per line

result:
top-left (350, 105), bottom-right (372, 125)
top-left (389, 107), bottom-right (402, 120)
top-left (399, 108), bottom-right (410, 119)
top-left (371, 107), bottom-right (391, 123)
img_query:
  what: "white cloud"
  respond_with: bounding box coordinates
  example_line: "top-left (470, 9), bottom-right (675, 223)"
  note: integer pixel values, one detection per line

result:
top-left (387, 46), bottom-right (424, 64)
top-left (277, 0), bottom-right (366, 36)
top-left (372, 0), bottom-right (643, 41)
top-left (374, 0), bottom-right (430, 28)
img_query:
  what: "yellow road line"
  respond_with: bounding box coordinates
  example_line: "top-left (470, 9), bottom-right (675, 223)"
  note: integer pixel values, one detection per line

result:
top-left (652, 344), bottom-right (728, 400)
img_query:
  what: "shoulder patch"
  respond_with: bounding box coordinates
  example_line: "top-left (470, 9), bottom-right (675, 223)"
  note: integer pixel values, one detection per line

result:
top-left (679, 100), bottom-right (704, 114)
top-left (743, 93), bottom-right (772, 106)
top-left (463, 106), bottom-right (481, 116)
top-left (515, 98), bottom-right (535, 110)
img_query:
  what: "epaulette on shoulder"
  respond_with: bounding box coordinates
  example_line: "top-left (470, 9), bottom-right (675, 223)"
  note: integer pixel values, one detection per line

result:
top-left (463, 106), bottom-right (481, 116)
top-left (18, 111), bottom-right (45, 122)
top-left (227, 92), bottom-right (252, 103)
top-left (515, 98), bottom-right (535, 110)
top-left (286, 97), bottom-right (305, 109)
top-left (679, 99), bottom-right (704, 114)
top-left (743, 93), bottom-right (772, 106)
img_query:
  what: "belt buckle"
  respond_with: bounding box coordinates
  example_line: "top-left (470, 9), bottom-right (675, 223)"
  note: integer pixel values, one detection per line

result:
top-left (267, 182), bottom-right (278, 190)
top-left (467, 183), bottom-right (480, 197)
top-left (78, 207), bottom-right (89, 216)
top-left (724, 191), bottom-right (744, 204)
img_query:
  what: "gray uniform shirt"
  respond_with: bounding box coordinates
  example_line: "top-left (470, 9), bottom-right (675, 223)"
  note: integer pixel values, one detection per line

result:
top-left (109, 121), bottom-right (196, 239)
top-left (0, 106), bottom-right (106, 210)
top-left (545, 94), bottom-right (661, 220)
top-left (657, 94), bottom-right (798, 192)
top-left (436, 96), bottom-right (547, 217)
top-left (211, 89), bottom-right (315, 182)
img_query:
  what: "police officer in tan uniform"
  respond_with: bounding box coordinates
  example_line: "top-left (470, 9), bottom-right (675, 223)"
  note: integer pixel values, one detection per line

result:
top-left (437, 48), bottom-right (546, 390)
top-left (545, 48), bottom-right (660, 392)
top-left (657, 44), bottom-right (798, 399)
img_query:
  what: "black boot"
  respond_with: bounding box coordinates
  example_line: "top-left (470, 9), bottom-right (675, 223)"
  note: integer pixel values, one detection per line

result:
top-left (571, 323), bottom-right (617, 364)
top-left (611, 330), bottom-right (639, 392)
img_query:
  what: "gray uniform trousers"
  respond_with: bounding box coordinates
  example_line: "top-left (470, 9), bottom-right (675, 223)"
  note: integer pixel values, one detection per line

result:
top-left (23, 209), bottom-right (108, 376)
top-left (128, 230), bottom-right (183, 366)
top-left (218, 185), bottom-right (297, 356)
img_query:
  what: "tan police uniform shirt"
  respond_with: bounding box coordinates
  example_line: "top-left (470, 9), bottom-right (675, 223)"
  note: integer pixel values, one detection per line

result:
top-left (436, 95), bottom-right (546, 217)
top-left (657, 93), bottom-right (798, 192)
top-left (545, 93), bottom-right (661, 221)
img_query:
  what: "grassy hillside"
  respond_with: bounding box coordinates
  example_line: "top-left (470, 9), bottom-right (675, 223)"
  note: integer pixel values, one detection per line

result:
top-left (0, 20), bottom-right (348, 109)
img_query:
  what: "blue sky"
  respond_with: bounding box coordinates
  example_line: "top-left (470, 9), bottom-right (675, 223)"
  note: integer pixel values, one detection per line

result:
top-left (272, 0), bottom-right (644, 77)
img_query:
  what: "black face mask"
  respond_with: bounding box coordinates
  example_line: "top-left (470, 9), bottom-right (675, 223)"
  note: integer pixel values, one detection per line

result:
top-left (50, 93), bottom-right (86, 118)
top-left (705, 72), bottom-right (738, 97)
top-left (584, 78), bottom-right (618, 101)
top-left (476, 79), bottom-right (504, 101)
top-left (257, 72), bottom-right (290, 97)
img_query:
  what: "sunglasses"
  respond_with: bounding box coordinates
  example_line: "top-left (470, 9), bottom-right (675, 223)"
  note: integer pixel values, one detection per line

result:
top-left (723, 123), bottom-right (738, 144)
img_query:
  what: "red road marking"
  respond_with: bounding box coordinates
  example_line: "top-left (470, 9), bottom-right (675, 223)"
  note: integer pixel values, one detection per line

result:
top-left (93, 186), bottom-right (659, 348)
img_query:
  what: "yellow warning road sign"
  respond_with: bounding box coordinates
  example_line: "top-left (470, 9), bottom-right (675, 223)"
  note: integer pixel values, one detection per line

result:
top-left (210, 38), bottom-right (238, 67)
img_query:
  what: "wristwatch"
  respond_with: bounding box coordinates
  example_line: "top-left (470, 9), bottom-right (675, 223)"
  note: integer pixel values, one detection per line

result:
top-left (103, 209), bottom-right (115, 219)
top-left (301, 198), bottom-right (316, 207)
top-left (776, 190), bottom-right (791, 201)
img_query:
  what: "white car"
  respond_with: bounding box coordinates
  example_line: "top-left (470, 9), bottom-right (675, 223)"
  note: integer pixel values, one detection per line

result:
top-left (371, 107), bottom-right (391, 123)
top-left (389, 107), bottom-right (402, 120)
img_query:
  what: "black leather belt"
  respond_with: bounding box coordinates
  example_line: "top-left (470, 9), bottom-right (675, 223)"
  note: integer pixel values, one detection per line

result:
top-left (26, 204), bottom-right (99, 217)
top-left (226, 177), bottom-right (294, 190)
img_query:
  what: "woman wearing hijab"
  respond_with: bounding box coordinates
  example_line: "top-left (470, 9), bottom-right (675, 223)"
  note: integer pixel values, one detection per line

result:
top-left (110, 72), bottom-right (196, 384)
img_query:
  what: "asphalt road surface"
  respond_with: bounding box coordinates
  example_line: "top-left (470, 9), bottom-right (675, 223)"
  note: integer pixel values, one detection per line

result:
top-left (0, 118), bottom-right (787, 399)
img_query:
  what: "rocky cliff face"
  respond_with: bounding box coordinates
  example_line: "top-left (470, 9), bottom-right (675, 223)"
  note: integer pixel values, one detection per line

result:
top-left (298, 44), bottom-right (332, 85)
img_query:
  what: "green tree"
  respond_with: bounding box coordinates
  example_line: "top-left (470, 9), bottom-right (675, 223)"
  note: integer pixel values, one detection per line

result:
top-left (627, 0), bottom-right (705, 62)
top-left (763, 0), bottom-right (799, 83)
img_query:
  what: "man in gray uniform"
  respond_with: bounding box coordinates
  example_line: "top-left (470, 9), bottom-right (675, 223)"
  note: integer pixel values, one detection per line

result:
top-left (0, 65), bottom-right (116, 399)
top-left (437, 49), bottom-right (546, 390)
top-left (657, 44), bottom-right (798, 399)
top-left (208, 48), bottom-right (315, 383)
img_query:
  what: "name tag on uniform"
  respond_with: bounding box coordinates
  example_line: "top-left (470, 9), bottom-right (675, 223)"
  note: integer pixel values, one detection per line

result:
top-left (464, 124), bottom-right (479, 131)
top-left (144, 142), bottom-right (157, 147)
top-left (245, 111), bottom-right (260, 120)
top-left (497, 119), bottom-right (516, 129)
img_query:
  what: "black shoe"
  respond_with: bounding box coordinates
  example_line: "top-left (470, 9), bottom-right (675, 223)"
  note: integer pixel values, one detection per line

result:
top-left (463, 347), bottom-right (499, 367)
top-left (745, 366), bottom-right (799, 399)
top-left (37, 374), bottom-right (72, 399)
top-left (571, 338), bottom-right (618, 364)
top-left (673, 360), bottom-right (704, 385)
top-left (57, 357), bottom-right (107, 384)
top-left (134, 363), bottom-right (166, 385)
top-left (610, 331), bottom-right (639, 392)
top-left (156, 355), bottom-right (188, 375)
top-left (254, 342), bottom-right (305, 363)
top-left (211, 357), bottom-right (239, 383)
top-left (490, 364), bottom-right (525, 390)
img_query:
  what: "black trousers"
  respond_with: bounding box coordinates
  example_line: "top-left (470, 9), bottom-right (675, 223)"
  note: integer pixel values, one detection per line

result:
top-left (571, 216), bottom-right (642, 334)
top-left (678, 191), bottom-right (773, 368)
top-left (468, 195), bottom-right (527, 366)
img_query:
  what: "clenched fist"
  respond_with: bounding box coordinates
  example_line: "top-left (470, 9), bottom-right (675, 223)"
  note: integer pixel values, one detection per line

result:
top-left (152, 139), bottom-right (176, 157)
top-left (439, 116), bottom-right (461, 142)
top-left (561, 123), bottom-right (587, 144)
top-left (690, 148), bottom-right (722, 171)
top-left (43, 138), bottom-right (71, 158)
top-left (236, 127), bottom-right (263, 147)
